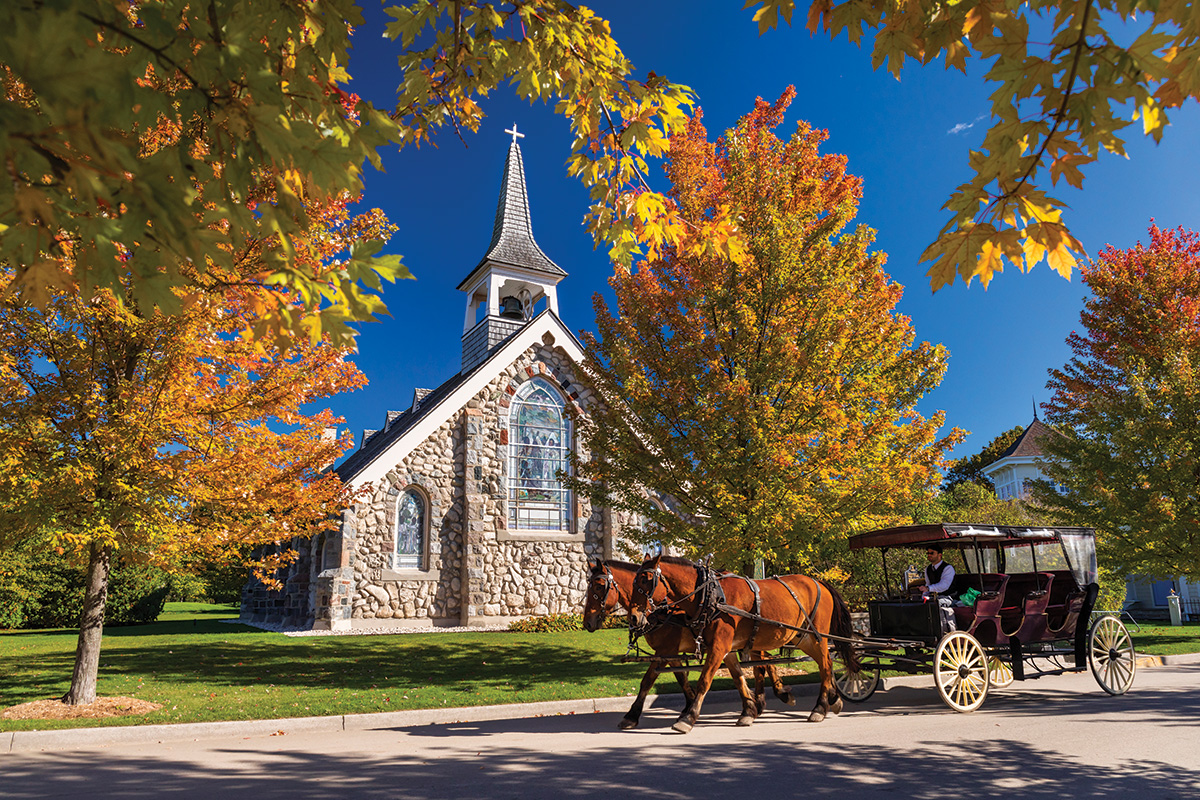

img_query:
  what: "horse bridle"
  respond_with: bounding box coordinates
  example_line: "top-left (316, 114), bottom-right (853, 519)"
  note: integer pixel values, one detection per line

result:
top-left (633, 563), bottom-right (664, 609)
top-left (588, 563), bottom-right (620, 612)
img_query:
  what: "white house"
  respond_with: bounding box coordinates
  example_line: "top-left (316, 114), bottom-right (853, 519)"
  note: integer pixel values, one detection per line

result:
top-left (981, 416), bottom-right (1198, 619)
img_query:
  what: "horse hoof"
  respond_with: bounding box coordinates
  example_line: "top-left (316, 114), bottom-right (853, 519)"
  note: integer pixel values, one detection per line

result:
top-left (829, 697), bottom-right (844, 715)
top-left (782, 692), bottom-right (796, 706)
top-left (736, 715), bottom-right (756, 727)
top-left (672, 720), bottom-right (694, 734)
top-left (618, 717), bottom-right (639, 730)
top-left (807, 711), bottom-right (826, 723)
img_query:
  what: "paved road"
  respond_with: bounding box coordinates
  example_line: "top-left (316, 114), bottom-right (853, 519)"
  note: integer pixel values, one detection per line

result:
top-left (3, 663), bottom-right (1199, 799)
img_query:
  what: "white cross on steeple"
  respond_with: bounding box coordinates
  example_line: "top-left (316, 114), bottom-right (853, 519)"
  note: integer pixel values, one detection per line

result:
top-left (504, 123), bottom-right (525, 143)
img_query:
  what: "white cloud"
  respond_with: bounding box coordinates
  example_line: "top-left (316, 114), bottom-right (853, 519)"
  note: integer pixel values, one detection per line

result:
top-left (948, 114), bottom-right (987, 135)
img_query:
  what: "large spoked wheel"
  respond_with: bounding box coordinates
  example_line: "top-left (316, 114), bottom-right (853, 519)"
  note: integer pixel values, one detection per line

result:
top-left (832, 636), bottom-right (880, 703)
top-left (934, 632), bottom-right (990, 712)
top-left (988, 655), bottom-right (1015, 689)
top-left (1089, 615), bottom-right (1136, 695)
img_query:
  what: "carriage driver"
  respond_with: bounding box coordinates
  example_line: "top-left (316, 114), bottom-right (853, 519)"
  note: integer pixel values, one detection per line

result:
top-left (912, 545), bottom-right (955, 599)
top-left (909, 545), bottom-right (958, 631)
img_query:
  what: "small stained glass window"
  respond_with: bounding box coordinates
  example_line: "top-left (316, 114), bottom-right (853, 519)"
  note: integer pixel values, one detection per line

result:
top-left (395, 489), bottom-right (425, 569)
top-left (508, 378), bottom-right (571, 531)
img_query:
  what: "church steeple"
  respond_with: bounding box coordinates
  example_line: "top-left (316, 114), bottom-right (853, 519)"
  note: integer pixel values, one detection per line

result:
top-left (458, 126), bottom-right (566, 372)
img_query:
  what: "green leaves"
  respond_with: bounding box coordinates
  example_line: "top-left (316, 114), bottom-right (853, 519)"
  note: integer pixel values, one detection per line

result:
top-left (0, 0), bottom-right (401, 346)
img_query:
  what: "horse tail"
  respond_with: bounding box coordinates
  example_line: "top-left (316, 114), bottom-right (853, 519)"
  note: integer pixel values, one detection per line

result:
top-left (818, 578), bottom-right (860, 672)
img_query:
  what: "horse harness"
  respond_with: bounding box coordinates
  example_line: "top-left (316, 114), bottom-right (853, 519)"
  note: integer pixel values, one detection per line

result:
top-left (715, 575), bottom-right (825, 653)
top-left (632, 561), bottom-right (727, 656)
top-left (633, 562), bottom-right (825, 658)
top-left (588, 563), bottom-right (619, 609)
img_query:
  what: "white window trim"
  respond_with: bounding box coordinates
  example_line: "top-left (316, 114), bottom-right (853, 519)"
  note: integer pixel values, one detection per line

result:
top-left (502, 376), bottom-right (580, 541)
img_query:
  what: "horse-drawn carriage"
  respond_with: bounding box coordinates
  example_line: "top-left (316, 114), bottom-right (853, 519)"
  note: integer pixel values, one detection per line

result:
top-left (583, 523), bottom-right (1136, 731)
top-left (834, 523), bottom-right (1137, 712)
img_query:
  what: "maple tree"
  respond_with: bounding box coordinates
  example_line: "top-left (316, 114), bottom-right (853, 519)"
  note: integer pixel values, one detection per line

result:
top-left (743, 0), bottom-right (1200, 292)
top-left (573, 91), bottom-right (964, 570)
top-left (1031, 224), bottom-right (1200, 579)
top-left (0, 192), bottom-right (390, 705)
top-left (7, 1), bottom-right (1194, 328)
top-left (0, 0), bottom-right (694, 340)
top-left (941, 425), bottom-right (1025, 491)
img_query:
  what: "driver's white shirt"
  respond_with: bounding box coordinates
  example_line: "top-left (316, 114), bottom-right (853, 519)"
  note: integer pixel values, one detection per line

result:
top-left (924, 561), bottom-right (956, 596)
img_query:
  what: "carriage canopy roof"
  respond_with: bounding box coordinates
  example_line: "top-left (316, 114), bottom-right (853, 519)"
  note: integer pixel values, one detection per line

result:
top-left (848, 523), bottom-right (1095, 550)
top-left (849, 524), bottom-right (1098, 586)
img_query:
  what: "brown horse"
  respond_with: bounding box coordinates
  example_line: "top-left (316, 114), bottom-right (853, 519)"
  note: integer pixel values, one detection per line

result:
top-left (629, 554), bottom-right (860, 733)
top-left (583, 557), bottom-right (795, 729)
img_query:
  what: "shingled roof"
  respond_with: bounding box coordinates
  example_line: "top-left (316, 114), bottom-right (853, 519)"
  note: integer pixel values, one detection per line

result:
top-left (996, 418), bottom-right (1059, 459)
top-left (456, 138), bottom-right (564, 291)
top-left (334, 367), bottom-right (473, 482)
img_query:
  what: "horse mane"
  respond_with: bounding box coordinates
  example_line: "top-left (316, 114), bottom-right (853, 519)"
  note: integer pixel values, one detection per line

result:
top-left (654, 555), bottom-right (698, 567)
top-left (602, 560), bottom-right (641, 570)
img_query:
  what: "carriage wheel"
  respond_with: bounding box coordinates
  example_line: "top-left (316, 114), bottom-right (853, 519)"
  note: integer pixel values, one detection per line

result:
top-left (832, 636), bottom-right (880, 703)
top-left (934, 632), bottom-right (989, 712)
top-left (988, 655), bottom-right (1014, 689)
top-left (1088, 615), bottom-right (1136, 696)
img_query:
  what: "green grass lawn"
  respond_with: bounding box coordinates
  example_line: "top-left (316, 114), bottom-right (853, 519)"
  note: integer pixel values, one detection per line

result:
top-left (1, 603), bottom-right (817, 731)
top-left (1130, 621), bottom-right (1200, 655)
top-left (3, 605), bottom-right (1196, 732)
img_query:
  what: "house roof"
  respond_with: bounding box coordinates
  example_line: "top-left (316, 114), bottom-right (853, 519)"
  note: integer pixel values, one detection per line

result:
top-left (456, 139), bottom-right (565, 291)
top-left (996, 418), bottom-right (1058, 459)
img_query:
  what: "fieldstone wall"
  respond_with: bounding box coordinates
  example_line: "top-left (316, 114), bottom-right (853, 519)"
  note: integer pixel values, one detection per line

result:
top-left (240, 537), bottom-right (319, 628)
top-left (345, 338), bottom-right (609, 626)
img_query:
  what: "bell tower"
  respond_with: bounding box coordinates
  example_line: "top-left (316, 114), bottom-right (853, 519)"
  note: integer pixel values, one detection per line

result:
top-left (459, 125), bottom-right (566, 372)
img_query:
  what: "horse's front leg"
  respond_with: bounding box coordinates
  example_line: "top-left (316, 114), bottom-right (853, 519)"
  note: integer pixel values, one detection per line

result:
top-left (620, 663), bottom-right (663, 730)
top-left (750, 659), bottom-right (767, 715)
top-left (672, 661), bottom-right (697, 709)
top-left (727, 653), bottom-right (760, 727)
top-left (672, 626), bottom-right (738, 734)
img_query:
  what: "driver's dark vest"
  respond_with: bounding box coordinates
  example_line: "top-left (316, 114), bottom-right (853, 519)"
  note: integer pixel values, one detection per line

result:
top-left (926, 560), bottom-right (949, 588)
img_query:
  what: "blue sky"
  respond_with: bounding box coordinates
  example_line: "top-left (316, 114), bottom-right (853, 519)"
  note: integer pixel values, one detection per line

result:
top-left (329, 2), bottom-right (1200, 466)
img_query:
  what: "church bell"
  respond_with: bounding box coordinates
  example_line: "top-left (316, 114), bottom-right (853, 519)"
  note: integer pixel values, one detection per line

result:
top-left (499, 296), bottom-right (525, 320)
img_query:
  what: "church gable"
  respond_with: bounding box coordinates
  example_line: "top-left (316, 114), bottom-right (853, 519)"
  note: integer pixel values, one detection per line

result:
top-left (340, 336), bottom-right (602, 625)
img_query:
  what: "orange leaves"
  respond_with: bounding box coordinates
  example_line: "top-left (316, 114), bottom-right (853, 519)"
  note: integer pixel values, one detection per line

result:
top-left (0, 190), bottom-right (378, 573)
top-left (576, 91), bottom-right (959, 568)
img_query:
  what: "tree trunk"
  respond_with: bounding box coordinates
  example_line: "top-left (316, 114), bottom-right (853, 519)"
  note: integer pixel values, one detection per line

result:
top-left (62, 541), bottom-right (112, 705)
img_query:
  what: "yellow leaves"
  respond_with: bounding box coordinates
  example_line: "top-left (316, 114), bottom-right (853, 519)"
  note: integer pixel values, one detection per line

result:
top-left (922, 222), bottom-right (999, 290)
top-left (925, 188), bottom-right (1085, 289)
top-left (747, 0), bottom-right (795, 34)
top-left (1048, 152), bottom-right (1094, 189)
top-left (1134, 95), bottom-right (1167, 142)
top-left (976, 227), bottom-right (1022, 282)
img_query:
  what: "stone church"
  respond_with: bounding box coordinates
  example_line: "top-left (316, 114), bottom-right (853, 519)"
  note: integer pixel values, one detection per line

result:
top-left (242, 131), bottom-right (646, 630)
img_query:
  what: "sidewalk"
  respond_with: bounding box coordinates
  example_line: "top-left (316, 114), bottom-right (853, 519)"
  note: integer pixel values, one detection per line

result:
top-left (6, 651), bottom-right (1198, 754)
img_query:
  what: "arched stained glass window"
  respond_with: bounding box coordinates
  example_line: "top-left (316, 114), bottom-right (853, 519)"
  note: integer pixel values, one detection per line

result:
top-left (508, 378), bottom-right (572, 531)
top-left (395, 489), bottom-right (425, 569)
